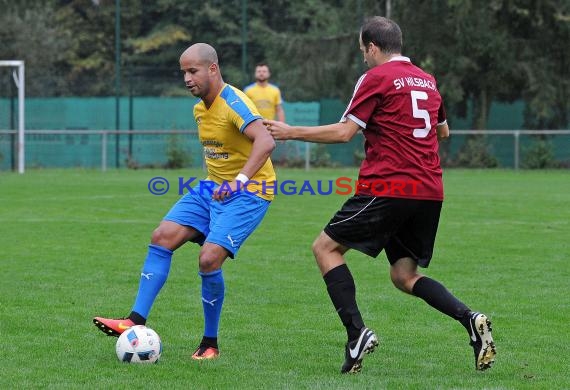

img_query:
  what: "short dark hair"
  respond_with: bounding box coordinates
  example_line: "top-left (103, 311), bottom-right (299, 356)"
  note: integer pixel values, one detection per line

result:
top-left (360, 16), bottom-right (402, 54)
top-left (255, 62), bottom-right (270, 70)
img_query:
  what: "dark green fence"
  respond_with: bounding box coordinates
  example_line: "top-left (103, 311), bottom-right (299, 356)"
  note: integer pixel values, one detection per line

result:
top-left (1, 97), bottom-right (568, 170)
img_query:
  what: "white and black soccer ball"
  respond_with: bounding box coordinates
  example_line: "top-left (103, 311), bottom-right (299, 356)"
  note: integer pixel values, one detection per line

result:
top-left (115, 325), bottom-right (162, 363)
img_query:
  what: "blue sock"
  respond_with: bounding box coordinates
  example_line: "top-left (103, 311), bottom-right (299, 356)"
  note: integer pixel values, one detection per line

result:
top-left (131, 244), bottom-right (173, 319)
top-left (199, 269), bottom-right (225, 338)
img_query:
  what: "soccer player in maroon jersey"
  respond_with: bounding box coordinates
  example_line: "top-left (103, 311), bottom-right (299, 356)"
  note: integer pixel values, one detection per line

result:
top-left (264, 16), bottom-right (496, 374)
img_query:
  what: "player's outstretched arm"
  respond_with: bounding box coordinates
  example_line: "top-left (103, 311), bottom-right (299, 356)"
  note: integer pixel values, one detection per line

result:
top-left (264, 119), bottom-right (360, 144)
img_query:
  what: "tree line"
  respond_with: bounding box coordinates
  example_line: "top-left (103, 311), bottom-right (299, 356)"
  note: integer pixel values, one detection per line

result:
top-left (0, 0), bottom-right (568, 129)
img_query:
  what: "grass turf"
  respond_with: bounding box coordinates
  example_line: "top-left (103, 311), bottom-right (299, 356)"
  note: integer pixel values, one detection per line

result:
top-left (1, 168), bottom-right (569, 389)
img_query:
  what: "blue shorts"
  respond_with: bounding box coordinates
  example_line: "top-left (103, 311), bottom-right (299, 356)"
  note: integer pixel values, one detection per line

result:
top-left (163, 181), bottom-right (271, 258)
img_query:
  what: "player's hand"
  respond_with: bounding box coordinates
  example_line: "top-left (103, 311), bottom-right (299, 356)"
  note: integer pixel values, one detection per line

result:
top-left (212, 180), bottom-right (240, 201)
top-left (263, 119), bottom-right (291, 140)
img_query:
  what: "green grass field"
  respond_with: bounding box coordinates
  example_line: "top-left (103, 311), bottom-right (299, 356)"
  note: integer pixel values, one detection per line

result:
top-left (1, 168), bottom-right (569, 389)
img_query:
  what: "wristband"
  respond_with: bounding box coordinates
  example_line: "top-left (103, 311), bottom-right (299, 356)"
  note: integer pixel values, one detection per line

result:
top-left (235, 173), bottom-right (249, 183)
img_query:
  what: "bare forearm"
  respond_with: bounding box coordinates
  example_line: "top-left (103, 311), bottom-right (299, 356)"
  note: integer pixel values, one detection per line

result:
top-left (287, 123), bottom-right (355, 143)
top-left (264, 118), bottom-right (360, 144)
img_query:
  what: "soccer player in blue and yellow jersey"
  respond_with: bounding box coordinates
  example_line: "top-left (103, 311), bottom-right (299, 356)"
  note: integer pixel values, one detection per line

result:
top-left (244, 62), bottom-right (286, 121)
top-left (93, 43), bottom-right (276, 360)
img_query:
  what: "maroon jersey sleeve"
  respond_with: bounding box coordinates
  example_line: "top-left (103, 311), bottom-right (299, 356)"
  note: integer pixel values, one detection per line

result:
top-left (341, 73), bottom-right (381, 128)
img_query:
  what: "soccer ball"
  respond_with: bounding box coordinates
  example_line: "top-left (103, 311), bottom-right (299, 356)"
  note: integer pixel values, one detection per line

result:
top-left (115, 325), bottom-right (162, 363)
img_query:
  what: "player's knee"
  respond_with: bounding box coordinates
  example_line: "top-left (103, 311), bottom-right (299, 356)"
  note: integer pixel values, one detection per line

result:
top-left (150, 226), bottom-right (169, 246)
top-left (311, 238), bottom-right (319, 256)
top-left (198, 247), bottom-right (225, 273)
top-left (390, 275), bottom-right (406, 292)
top-left (390, 270), bottom-right (414, 293)
top-left (150, 221), bottom-right (195, 250)
top-left (198, 258), bottom-right (218, 273)
top-left (311, 232), bottom-right (330, 257)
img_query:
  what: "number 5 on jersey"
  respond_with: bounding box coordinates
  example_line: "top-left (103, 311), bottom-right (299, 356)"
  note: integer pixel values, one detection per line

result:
top-left (411, 90), bottom-right (430, 138)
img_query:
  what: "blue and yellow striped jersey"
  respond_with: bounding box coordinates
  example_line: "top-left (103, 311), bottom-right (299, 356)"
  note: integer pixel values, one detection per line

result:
top-left (194, 84), bottom-right (276, 200)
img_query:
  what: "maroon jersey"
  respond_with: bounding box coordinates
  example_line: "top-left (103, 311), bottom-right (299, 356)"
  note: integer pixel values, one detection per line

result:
top-left (342, 57), bottom-right (446, 200)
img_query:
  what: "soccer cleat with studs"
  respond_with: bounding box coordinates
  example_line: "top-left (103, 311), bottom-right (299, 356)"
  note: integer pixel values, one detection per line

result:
top-left (341, 327), bottom-right (379, 374)
top-left (93, 316), bottom-right (135, 337)
top-left (467, 312), bottom-right (496, 370)
top-left (191, 345), bottom-right (220, 360)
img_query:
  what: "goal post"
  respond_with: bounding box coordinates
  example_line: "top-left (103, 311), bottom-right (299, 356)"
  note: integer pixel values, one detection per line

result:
top-left (1, 60), bottom-right (25, 173)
